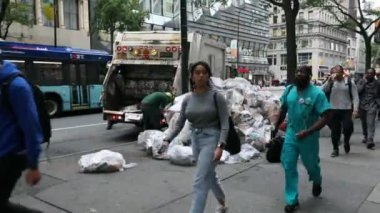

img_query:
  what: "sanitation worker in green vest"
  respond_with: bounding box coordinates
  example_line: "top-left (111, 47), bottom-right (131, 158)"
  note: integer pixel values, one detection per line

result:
top-left (141, 92), bottom-right (174, 130)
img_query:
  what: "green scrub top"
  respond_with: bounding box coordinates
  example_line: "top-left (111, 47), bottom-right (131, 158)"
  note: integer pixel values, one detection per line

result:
top-left (281, 84), bottom-right (330, 143)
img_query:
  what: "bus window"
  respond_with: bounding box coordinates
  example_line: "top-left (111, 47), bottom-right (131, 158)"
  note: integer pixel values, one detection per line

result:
top-left (8, 60), bottom-right (26, 74)
top-left (34, 61), bottom-right (63, 85)
top-left (86, 63), bottom-right (101, 84)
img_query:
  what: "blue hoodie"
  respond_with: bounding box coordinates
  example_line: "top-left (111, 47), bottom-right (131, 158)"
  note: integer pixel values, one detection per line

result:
top-left (0, 61), bottom-right (42, 169)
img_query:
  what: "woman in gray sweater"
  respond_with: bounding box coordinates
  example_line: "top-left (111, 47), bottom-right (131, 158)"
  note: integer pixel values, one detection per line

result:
top-left (163, 61), bottom-right (229, 213)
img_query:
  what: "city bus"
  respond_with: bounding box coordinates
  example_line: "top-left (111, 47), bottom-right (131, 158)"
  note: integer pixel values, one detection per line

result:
top-left (0, 41), bottom-right (111, 117)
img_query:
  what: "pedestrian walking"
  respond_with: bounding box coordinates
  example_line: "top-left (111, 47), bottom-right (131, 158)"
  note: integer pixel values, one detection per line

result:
top-left (322, 65), bottom-right (359, 157)
top-left (0, 60), bottom-right (43, 212)
top-left (162, 61), bottom-right (229, 213)
top-left (272, 66), bottom-right (331, 213)
top-left (357, 68), bottom-right (380, 149)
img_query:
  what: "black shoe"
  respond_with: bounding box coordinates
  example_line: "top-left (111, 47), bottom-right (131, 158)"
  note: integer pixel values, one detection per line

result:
top-left (367, 142), bottom-right (375, 150)
top-left (312, 183), bottom-right (322, 197)
top-left (344, 144), bottom-right (350, 154)
top-left (6, 202), bottom-right (43, 213)
top-left (284, 202), bottom-right (299, 213)
top-left (330, 150), bottom-right (339, 157)
top-left (362, 138), bottom-right (367, 144)
top-left (106, 123), bottom-right (113, 130)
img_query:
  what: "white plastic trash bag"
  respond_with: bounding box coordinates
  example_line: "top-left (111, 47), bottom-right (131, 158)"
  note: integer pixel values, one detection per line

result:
top-left (167, 145), bottom-right (195, 166)
top-left (137, 130), bottom-right (166, 158)
top-left (78, 150), bottom-right (127, 173)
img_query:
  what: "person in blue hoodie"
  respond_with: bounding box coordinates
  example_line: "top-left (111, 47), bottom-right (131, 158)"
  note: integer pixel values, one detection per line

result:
top-left (0, 60), bottom-right (43, 212)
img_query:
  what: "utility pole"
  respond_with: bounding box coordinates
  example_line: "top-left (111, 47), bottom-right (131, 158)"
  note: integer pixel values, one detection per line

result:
top-left (180, 0), bottom-right (189, 94)
top-left (236, 8), bottom-right (240, 69)
top-left (53, 0), bottom-right (58, 47)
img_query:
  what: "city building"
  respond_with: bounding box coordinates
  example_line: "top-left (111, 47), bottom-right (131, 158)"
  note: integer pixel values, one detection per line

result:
top-left (4, 0), bottom-right (91, 49)
top-left (267, 3), bottom-right (351, 80)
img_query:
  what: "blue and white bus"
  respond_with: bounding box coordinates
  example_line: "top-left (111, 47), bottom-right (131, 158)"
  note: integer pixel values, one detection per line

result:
top-left (0, 41), bottom-right (111, 117)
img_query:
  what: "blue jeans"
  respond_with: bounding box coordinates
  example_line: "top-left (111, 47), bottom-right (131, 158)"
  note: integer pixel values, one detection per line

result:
top-left (189, 127), bottom-right (225, 213)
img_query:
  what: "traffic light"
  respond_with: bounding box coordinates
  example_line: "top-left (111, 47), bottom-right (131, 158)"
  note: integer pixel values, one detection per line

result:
top-left (375, 19), bottom-right (380, 44)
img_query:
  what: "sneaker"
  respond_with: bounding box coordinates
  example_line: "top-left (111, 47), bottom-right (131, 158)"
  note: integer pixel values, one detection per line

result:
top-left (284, 202), bottom-right (299, 213)
top-left (367, 142), bottom-right (375, 150)
top-left (216, 206), bottom-right (229, 213)
top-left (344, 144), bottom-right (350, 154)
top-left (330, 150), bottom-right (339, 157)
top-left (312, 183), bottom-right (322, 197)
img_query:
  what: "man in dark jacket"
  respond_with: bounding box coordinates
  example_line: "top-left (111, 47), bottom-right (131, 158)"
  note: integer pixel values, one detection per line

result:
top-left (0, 60), bottom-right (43, 212)
top-left (357, 68), bottom-right (380, 149)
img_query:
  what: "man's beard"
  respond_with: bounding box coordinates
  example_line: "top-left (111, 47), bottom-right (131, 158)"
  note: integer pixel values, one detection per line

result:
top-left (367, 76), bottom-right (375, 81)
top-left (294, 78), bottom-right (309, 89)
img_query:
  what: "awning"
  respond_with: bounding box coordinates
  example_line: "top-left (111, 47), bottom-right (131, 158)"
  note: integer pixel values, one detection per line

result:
top-left (237, 67), bottom-right (249, 73)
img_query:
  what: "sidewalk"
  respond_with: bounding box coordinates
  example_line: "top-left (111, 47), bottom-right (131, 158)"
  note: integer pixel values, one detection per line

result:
top-left (11, 125), bottom-right (380, 213)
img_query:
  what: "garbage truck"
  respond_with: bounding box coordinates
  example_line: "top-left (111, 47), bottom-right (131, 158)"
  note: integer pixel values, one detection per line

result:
top-left (102, 31), bottom-right (226, 126)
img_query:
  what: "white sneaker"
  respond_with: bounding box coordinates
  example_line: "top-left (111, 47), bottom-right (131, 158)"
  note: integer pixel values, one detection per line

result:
top-left (215, 206), bottom-right (228, 213)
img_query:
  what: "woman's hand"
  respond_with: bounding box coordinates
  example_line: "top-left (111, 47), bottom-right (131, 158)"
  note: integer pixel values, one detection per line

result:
top-left (213, 147), bottom-right (223, 163)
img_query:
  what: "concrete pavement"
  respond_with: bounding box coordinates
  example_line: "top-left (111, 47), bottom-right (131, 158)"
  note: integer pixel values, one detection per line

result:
top-left (11, 122), bottom-right (380, 213)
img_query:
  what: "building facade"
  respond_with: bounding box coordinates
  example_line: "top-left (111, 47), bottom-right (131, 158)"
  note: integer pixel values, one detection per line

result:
top-left (268, 5), bottom-right (350, 80)
top-left (5, 0), bottom-right (91, 49)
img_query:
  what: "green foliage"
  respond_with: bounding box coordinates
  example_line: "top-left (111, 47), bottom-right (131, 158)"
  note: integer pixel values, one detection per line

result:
top-left (92, 0), bottom-right (149, 34)
top-left (0, 1), bottom-right (34, 39)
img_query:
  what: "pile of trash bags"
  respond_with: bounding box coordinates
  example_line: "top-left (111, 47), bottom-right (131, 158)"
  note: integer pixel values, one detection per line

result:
top-left (137, 77), bottom-right (280, 166)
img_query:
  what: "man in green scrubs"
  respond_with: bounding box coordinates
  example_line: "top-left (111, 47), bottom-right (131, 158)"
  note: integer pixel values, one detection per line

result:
top-left (141, 92), bottom-right (173, 130)
top-left (273, 66), bottom-right (331, 213)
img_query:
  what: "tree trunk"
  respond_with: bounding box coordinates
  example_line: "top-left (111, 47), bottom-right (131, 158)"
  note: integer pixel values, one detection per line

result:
top-left (364, 35), bottom-right (372, 72)
top-left (0, 0), bottom-right (10, 25)
top-left (284, 7), bottom-right (297, 84)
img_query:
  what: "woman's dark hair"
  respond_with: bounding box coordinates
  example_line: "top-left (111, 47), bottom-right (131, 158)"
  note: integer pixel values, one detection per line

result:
top-left (189, 61), bottom-right (213, 91)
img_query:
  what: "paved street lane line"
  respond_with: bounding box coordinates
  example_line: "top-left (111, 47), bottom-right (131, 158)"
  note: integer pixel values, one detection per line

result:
top-left (52, 123), bottom-right (106, 131)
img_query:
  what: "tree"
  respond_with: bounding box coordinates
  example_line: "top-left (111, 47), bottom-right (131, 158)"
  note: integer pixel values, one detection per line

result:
top-left (92, 0), bottom-right (149, 52)
top-left (313, 0), bottom-right (380, 72)
top-left (0, 0), bottom-right (34, 40)
top-left (264, 0), bottom-right (300, 83)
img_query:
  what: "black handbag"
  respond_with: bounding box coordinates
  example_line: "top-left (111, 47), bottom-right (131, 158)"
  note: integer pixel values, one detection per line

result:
top-left (266, 136), bottom-right (284, 163)
top-left (213, 92), bottom-right (241, 155)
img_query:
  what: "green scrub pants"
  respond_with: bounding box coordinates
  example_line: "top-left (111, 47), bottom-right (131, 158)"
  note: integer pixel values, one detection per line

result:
top-left (281, 138), bottom-right (322, 205)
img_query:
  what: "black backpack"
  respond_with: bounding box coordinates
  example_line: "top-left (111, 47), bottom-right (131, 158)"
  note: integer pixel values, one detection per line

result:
top-left (266, 136), bottom-right (284, 163)
top-left (1, 74), bottom-right (52, 145)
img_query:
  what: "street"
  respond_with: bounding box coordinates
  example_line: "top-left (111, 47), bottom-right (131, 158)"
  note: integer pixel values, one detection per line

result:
top-left (11, 113), bottom-right (380, 213)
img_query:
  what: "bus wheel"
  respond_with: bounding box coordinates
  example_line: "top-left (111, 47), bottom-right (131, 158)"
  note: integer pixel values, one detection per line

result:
top-left (45, 99), bottom-right (62, 117)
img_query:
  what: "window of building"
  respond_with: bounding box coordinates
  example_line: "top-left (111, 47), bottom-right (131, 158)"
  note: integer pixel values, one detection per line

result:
top-left (281, 54), bottom-right (287, 65)
top-left (298, 25), bottom-right (304, 34)
top-left (64, 0), bottom-right (78, 30)
top-left (41, 0), bottom-right (56, 27)
top-left (301, 40), bottom-right (308, 48)
top-left (281, 27), bottom-right (286, 36)
top-left (267, 55), bottom-right (273, 65)
top-left (163, 0), bottom-right (174, 17)
top-left (299, 12), bottom-right (304, 19)
top-left (281, 14), bottom-right (285, 23)
top-left (140, 0), bottom-right (150, 11)
top-left (308, 10), bottom-right (313, 19)
top-left (273, 15), bottom-right (278, 24)
top-left (298, 53), bottom-right (312, 64)
top-left (273, 6), bottom-right (278, 14)
top-left (151, 0), bottom-right (162, 15)
top-left (20, 0), bottom-right (35, 24)
top-left (308, 24), bottom-right (313, 33)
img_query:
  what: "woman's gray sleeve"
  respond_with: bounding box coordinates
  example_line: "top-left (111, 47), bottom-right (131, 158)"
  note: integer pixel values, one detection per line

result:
top-left (216, 92), bottom-right (229, 145)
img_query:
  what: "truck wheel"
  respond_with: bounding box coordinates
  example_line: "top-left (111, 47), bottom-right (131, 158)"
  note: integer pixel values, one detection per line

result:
top-left (45, 99), bottom-right (62, 117)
